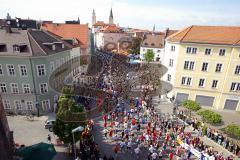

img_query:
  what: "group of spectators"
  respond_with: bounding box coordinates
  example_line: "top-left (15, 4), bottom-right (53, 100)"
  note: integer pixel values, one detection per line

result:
top-left (178, 110), bottom-right (240, 159)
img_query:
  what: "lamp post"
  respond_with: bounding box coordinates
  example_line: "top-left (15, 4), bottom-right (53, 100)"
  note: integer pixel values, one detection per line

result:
top-left (72, 126), bottom-right (84, 159)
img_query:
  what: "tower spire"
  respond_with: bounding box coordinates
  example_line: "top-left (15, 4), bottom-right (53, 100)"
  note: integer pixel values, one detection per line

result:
top-left (109, 8), bottom-right (114, 24)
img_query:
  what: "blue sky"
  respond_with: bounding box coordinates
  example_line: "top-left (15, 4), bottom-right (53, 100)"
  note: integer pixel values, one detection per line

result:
top-left (1, 0), bottom-right (240, 31)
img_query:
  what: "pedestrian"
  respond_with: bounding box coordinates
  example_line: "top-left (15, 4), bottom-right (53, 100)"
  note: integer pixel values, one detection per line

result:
top-left (47, 134), bottom-right (51, 143)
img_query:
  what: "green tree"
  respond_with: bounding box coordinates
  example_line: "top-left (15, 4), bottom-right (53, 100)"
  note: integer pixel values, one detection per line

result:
top-left (182, 100), bottom-right (201, 112)
top-left (144, 49), bottom-right (154, 62)
top-left (129, 37), bottom-right (142, 54)
top-left (53, 90), bottom-right (87, 144)
top-left (197, 110), bottom-right (222, 124)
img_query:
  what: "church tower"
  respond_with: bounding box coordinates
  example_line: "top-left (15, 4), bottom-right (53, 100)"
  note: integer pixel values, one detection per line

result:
top-left (109, 8), bottom-right (114, 24)
top-left (92, 9), bottom-right (96, 26)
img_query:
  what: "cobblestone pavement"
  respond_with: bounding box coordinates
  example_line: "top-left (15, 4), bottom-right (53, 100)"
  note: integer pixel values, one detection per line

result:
top-left (7, 115), bottom-right (71, 160)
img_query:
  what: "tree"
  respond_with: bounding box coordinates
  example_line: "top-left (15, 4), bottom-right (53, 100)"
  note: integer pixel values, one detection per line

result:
top-left (182, 100), bottom-right (201, 112)
top-left (53, 90), bottom-right (86, 144)
top-left (129, 37), bottom-right (142, 54)
top-left (197, 110), bottom-right (222, 124)
top-left (144, 49), bottom-right (154, 62)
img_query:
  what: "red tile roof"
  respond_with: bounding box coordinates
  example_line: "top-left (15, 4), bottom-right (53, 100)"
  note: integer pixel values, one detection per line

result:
top-left (41, 23), bottom-right (89, 48)
top-left (101, 24), bottom-right (123, 33)
top-left (168, 25), bottom-right (240, 45)
top-left (93, 21), bottom-right (107, 27)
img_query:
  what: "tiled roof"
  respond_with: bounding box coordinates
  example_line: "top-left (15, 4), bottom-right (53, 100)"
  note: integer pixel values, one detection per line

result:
top-left (28, 30), bottom-right (72, 56)
top-left (165, 29), bottom-right (178, 38)
top-left (93, 21), bottom-right (106, 27)
top-left (141, 33), bottom-right (165, 48)
top-left (100, 24), bottom-right (123, 33)
top-left (41, 23), bottom-right (89, 48)
top-left (168, 25), bottom-right (240, 45)
top-left (0, 28), bottom-right (72, 56)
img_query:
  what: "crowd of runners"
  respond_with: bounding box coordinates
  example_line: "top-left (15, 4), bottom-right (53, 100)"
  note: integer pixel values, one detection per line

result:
top-left (74, 51), bottom-right (237, 160)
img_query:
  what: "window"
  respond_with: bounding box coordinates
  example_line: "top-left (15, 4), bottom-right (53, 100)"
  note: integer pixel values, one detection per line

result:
top-left (171, 46), bottom-right (175, 52)
top-left (169, 59), bottom-right (173, 67)
top-left (215, 63), bottom-right (223, 72)
top-left (50, 62), bottom-right (55, 72)
top-left (202, 62), bottom-right (208, 71)
top-left (40, 83), bottom-right (48, 94)
top-left (15, 100), bottom-right (22, 110)
top-left (0, 83), bottom-right (7, 93)
top-left (184, 61), bottom-right (195, 70)
top-left (186, 47), bottom-right (197, 54)
top-left (212, 80), bottom-right (218, 89)
top-left (167, 74), bottom-right (171, 82)
top-left (22, 84), bottom-right (31, 94)
top-left (205, 48), bottom-right (211, 55)
top-left (11, 83), bottom-right (18, 94)
top-left (7, 64), bottom-right (15, 76)
top-left (19, 65), bottom-right (27, 76)
top-left (157, 50), bottom-right (161, 53)
top-left (0, 64), bottom-right (3, 75)
top-left (3, 100), bottom-right (11, 110)
top-left (36, 64), bottom-right (46, 76)
top-left (235, 65), bottom-right (240, 75)
top-left (199, 78), bottom-right (205, 87)
top-left (26, 101), bottom-right (33, 110)
top-left (42, 100), bottom-right (50, 111)
top-left (230, 82), bottom-right (240, 91)
top-left (219, 49), bottom-right (226, 56)
top-left (13, 46), bottom-right (20, 53)
top-left (181, 77), bottom-right (192, 86)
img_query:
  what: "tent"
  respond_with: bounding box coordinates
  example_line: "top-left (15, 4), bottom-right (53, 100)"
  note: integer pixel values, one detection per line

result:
top-left (16, 142), bottom-right (56, 160)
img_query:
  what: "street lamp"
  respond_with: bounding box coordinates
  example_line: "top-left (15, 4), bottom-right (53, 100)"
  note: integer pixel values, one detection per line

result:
top-left (72, 126), bottom-right (84, 159)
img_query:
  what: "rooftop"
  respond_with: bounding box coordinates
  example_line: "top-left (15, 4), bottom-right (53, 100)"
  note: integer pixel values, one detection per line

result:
top-left (141, 33), bottom-right (165, 48)
top-left (0, 28), bottom-right (72, 56)
top-left (168, 25), bottom-right (240, 45)
top-left (41, 23), bottom-right (89, 48)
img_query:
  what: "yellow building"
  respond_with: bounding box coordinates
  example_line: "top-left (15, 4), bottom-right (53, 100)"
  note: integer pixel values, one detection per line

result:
top-left (165, 25), bottom-right (240, 111)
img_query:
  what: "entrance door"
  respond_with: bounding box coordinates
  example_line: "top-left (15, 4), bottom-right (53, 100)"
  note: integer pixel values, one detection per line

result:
top-left (224, 99), bottom-right (239, 110)
top-left (195, 95), bottom-right (214, 107)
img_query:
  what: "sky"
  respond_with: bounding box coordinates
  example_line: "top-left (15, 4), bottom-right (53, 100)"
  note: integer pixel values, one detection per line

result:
top-left (1, 0), bottom-right (240, 31)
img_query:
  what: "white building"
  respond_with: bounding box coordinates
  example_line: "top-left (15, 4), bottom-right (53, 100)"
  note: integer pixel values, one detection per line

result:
top-left (140, 33), bottom-right (165, 62)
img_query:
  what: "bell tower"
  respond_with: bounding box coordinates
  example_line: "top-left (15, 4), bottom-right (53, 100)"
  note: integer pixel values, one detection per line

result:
top-left (92, 9), bottom-right (96, 26)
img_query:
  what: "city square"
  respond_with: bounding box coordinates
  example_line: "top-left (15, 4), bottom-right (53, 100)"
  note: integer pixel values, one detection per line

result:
top-left (0, 1), bottom-right (240, 160)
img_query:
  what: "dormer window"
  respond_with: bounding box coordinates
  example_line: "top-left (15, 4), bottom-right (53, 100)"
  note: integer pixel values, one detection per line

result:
top-left (0, 44), bottom-right (7, 52)
top-left (13, 45), bottom-right (20, 53)
top-left (151, 43), bottom-right (155, 46)
top-left (13, 44), bottom-right (28, 53)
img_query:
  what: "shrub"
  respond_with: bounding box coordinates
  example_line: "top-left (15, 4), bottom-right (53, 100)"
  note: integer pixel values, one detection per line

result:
top-left (182, 100), bottom-right (201, 111)
top-left (197, 110), bottom-right (222, 124)
top-left (225, 124), bottom-right (240, 139)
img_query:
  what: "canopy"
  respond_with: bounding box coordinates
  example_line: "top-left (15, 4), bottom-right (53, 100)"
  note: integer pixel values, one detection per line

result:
top-left (16, 142), bottom-right (56, 160)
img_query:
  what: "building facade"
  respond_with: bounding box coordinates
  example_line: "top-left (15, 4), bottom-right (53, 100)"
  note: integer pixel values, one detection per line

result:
top-left (0, 95), bottom-right (13, 160)
top-left (163, 25), bottom-right (240, 111)
top-left (0, 28), bottom-right (80, 114)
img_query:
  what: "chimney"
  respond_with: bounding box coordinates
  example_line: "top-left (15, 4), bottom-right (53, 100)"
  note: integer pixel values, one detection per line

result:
top-left (52, 44), bottom-right (56, 51)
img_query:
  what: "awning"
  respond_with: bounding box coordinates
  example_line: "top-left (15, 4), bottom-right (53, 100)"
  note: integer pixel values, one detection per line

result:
top-left (16, 142), bottom-right (56, 160)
